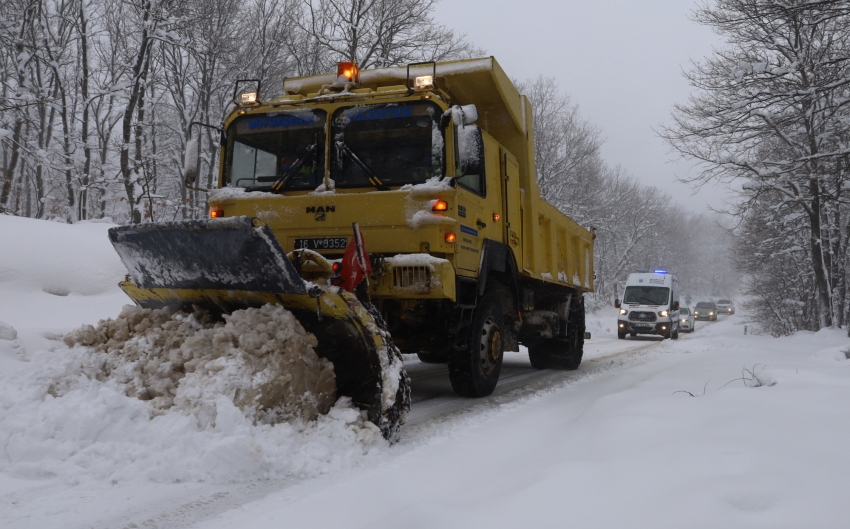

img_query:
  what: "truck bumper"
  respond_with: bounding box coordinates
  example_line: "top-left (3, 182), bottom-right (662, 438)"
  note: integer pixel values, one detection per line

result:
top-left (617, 319), bottom-right (674, 335)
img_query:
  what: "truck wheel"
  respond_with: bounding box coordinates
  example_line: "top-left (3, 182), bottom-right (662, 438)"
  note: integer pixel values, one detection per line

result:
top-left (416, 350), bottom-right (448, 363)
top-left (448, 292), bottom-right (504, 397)
top-left (618, 329), bottom-right (627, 340)
top-left (527, 296), bottom-right (585, 370)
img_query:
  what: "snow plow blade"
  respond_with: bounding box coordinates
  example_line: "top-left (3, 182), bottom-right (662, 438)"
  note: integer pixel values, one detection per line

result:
top-left (107, 217), bottom-right (409, 440)
top-left (108, 216), bottom-right (306, 294)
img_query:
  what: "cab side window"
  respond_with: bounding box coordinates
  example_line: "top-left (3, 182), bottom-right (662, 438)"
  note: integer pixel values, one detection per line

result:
top-left (454, 125), bottom-right (485, 196)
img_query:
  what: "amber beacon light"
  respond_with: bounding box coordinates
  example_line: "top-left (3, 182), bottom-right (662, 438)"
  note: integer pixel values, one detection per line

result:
top-left (337, 62), bottom-right (360, 84)
top-left (209, 207), bottom-right (223, 218)
top-left (432, 199), bottom-right (448, 212)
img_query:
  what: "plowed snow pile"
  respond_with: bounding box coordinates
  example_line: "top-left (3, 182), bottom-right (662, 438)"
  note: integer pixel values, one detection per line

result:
top-left (0, 303), bottom-right (384, 484)
top-left (62, 304), bottom-right (337, 425)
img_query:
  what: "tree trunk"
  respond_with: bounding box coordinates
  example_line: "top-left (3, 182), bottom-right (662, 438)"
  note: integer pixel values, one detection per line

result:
top-left (808, 178), bottom-right (833, 328)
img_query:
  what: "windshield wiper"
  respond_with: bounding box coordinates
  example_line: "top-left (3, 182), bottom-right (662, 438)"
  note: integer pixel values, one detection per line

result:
top-left (335, 138), bottom-right (389, 191)
top-left (269, 142), bottom-right (317, 194)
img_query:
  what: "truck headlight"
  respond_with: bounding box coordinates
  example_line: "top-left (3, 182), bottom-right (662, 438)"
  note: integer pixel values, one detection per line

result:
top-left (659, 310), bottom-right (669, 317)
top-left (619, 309), bottom-right (627, 315)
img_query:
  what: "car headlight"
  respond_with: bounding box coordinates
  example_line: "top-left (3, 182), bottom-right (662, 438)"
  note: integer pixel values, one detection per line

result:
top-left (619, 309), bottom-right (627, 315)
top-left (659, 310), bottom-right (669, 317)
top-left (680, 318), bottom-right (687, 323)
top-left (710, 312), bottom-right (714, 315)
top-left (694, 311), bottom-right (699, 315)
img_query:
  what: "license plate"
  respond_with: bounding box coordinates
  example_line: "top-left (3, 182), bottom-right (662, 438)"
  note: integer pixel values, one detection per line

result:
top-left (293, 237), bottom-right (348, 251)
top-left (633, 323), bottom-right (652, 328)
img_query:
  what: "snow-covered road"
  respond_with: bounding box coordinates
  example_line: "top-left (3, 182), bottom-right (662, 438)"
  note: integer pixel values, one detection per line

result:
top-left (3, 216), bottom-right (850, 529)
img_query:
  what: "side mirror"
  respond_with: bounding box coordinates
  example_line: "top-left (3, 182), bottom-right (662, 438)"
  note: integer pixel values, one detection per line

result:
top-left (183, 137), bottom-right (199, 185)
top-left (457, 124), bottom-right (484, 177)
top-left (440, 104), bottom-right (479, 129)
top-left (614, 299), bottom-right (621, 308)
top-left (453, 104), bottom-right (478, 127)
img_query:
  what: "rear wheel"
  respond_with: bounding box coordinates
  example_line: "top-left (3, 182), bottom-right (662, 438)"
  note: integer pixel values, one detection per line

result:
top-left (448, 292), bottom-right (505, 397)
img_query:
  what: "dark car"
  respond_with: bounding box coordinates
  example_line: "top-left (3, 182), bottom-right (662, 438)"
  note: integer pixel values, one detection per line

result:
top-left (694, 301), bottom-right (717, 321)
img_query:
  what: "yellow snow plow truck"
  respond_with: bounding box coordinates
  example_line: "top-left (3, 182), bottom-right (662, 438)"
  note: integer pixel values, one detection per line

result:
top-left (108, 57), bottom-right (595, 439)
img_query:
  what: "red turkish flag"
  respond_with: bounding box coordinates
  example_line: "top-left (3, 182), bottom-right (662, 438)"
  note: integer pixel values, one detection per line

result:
top-left (340, 223), bottom-right (371, 292)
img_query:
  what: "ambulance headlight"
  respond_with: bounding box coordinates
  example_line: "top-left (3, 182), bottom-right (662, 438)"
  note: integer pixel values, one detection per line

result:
top-left (619, 309), bottom-right (628, 315)
top-left (659, 310), bottom-right (669, 317)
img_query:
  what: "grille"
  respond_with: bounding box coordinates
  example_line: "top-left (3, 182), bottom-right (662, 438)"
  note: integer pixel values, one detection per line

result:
top-left (392, 266), bottom-right (432, 294)
top-left (628, 311), bottom-right (657, 322)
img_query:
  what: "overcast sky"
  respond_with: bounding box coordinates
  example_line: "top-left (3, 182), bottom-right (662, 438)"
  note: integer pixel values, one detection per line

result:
top-left (433, 0), bottom-right (729, 212)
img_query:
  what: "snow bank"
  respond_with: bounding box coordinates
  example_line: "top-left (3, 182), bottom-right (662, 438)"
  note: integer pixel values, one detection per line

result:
top-left (0, 304), bottom-right (384, 485)
top-left (0, 321), bottom-right (16, 341)
top-left (0, 215), bottom-right (125, 296)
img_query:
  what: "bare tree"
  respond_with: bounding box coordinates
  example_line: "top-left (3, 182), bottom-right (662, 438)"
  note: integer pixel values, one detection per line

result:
top-left (660, 0), bottom-right (850, 329)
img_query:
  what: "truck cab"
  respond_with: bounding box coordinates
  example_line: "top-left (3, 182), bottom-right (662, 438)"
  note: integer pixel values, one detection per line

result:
top-left (615, 271), bottom-right (680, 339)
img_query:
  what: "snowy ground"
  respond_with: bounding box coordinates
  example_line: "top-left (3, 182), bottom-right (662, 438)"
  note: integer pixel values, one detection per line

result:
top-left (2, 215), bottom-right (850, 529)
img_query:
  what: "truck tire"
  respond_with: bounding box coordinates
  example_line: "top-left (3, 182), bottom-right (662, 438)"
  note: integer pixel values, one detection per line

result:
top-left (416, 350), bottom-right (448, 363)
top-left (527, 296), bottom-right (585, 370)
top-left (448, 292), bottom-right (505, 397)
top-left (618, 329), bottom-right (627, 340)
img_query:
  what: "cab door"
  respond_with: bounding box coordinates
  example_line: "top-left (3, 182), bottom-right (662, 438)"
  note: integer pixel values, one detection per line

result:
top-left (500, 148), bottom-right (522, 269)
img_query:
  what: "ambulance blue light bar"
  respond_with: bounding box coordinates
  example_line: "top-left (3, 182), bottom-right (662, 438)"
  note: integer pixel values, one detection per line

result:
top-left (654, 269), bottom-right (668, 274)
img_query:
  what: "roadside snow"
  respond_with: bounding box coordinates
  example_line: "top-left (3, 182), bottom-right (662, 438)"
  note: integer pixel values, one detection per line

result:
top-left (0, 321), bottom-right (16, 341)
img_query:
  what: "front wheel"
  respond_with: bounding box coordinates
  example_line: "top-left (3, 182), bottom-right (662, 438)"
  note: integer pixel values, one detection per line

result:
top-left (448, 292), bottom-right (505, 397)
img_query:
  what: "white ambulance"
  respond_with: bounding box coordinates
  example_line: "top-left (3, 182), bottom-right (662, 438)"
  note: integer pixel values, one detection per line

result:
top-left (614, 271), bottom-right (680, 340)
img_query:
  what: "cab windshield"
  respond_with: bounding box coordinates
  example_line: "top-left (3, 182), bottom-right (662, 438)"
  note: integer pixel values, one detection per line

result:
top-left (623, 286), bottom-right (669, 305)
top-left (226, 109), bottom-right (326, 191)
top-left (331, 101), bottom-right (444, 188)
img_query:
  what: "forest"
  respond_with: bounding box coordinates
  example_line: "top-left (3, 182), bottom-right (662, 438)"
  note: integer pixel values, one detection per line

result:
top-left (16, 0), bottom-right (850, 334)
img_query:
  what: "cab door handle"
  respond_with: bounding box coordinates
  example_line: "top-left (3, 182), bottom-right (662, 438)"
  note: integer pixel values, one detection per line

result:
top-left (476, 219), bottom-right (487, 229)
